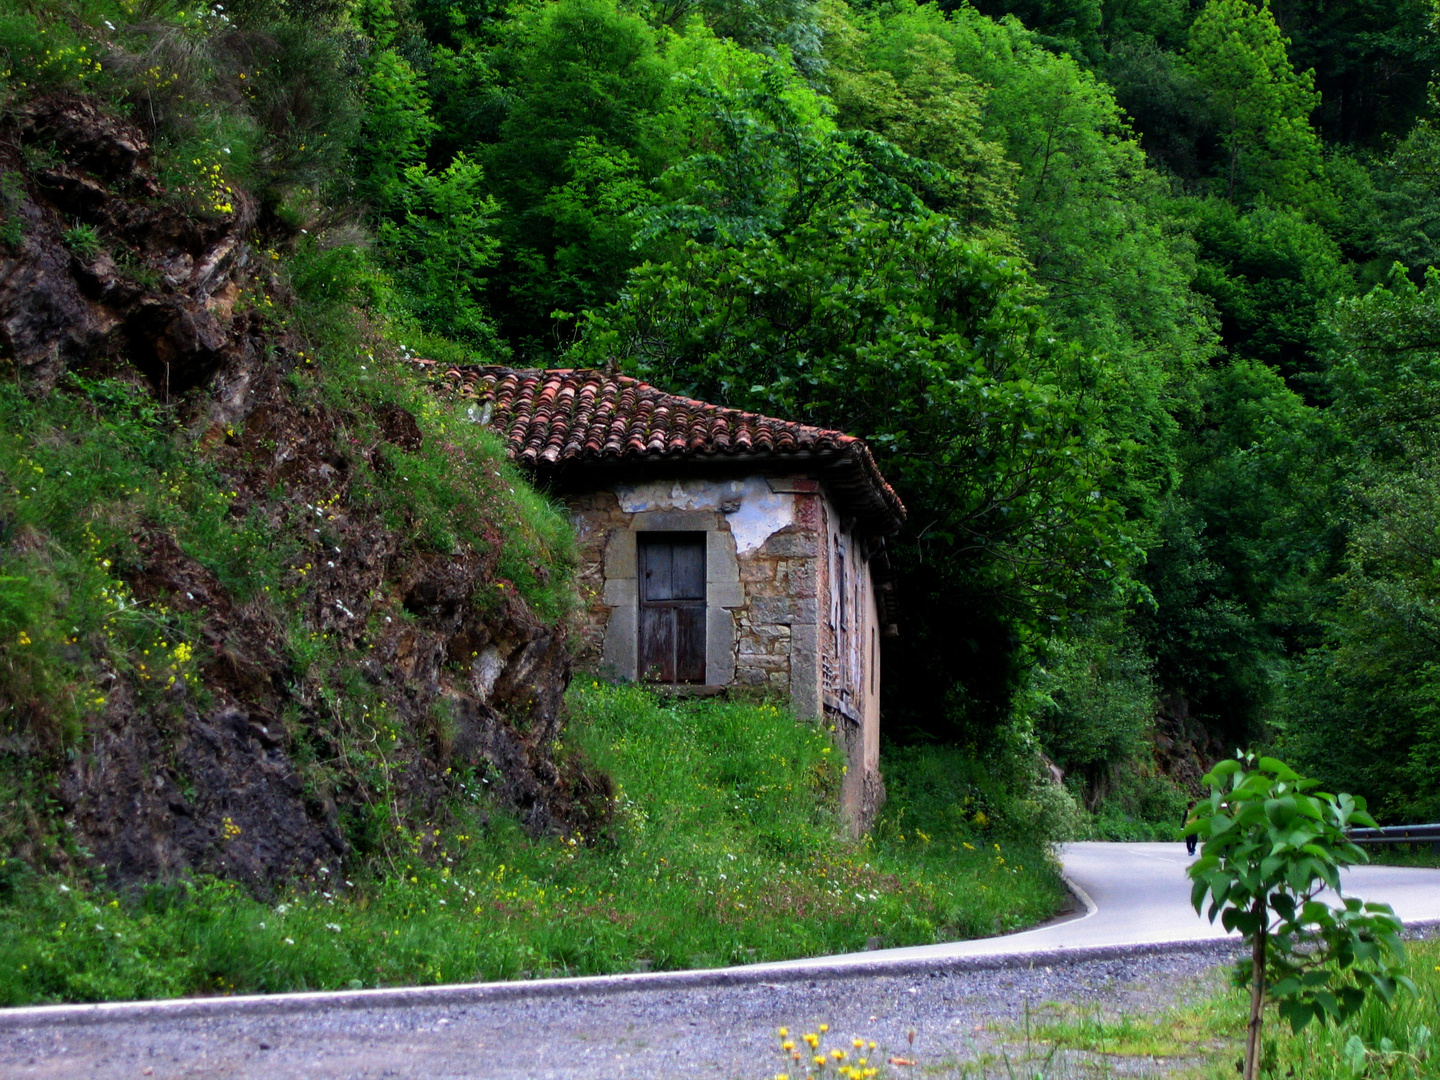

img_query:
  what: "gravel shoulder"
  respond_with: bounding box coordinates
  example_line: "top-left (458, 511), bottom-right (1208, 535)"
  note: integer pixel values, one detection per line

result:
top-left (9, 842), bottom-right (1440, 1079)
top-left (0, 942), bottom-right (1244, 1080)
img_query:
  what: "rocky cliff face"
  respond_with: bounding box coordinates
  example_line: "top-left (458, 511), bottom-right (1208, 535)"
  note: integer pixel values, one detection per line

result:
top-left (0, 93), bottom-right (602, 893)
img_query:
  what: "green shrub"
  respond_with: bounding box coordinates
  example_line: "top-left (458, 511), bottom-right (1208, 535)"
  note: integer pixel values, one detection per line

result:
top-left (880, 740), bottom-right (1086, 849)
top-left (1028, 617), bottom-right (1158, 796)
top-left (1087, 763), bottom-right (1191, 841)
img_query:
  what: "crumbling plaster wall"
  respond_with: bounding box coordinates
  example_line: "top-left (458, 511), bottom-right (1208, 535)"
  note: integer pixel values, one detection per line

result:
top-left (564, 474), bottom-right (827, 718)
top-left (564, 472), bottom-right (884, 831)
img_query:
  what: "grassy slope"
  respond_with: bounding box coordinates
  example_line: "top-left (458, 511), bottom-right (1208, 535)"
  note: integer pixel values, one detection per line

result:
top-left (0, 0), bottom-right (1070, 1006)
top-left (0, 684), bottom-right (1067, 1004)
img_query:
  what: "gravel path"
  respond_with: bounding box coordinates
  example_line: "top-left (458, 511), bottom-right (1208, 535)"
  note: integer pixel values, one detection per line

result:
top-left (12, 843), bottom-right (1436, 1079)
top-left (0, 943), bottom-right (1243, 1080)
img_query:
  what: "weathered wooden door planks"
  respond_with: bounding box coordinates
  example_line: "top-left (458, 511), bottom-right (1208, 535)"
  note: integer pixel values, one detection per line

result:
top-left (638, 534), bottom-right (706, 683)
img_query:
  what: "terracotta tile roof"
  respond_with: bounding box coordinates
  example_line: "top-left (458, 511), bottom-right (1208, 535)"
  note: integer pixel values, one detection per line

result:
top-left (415, 363), bottom-right (906, 535)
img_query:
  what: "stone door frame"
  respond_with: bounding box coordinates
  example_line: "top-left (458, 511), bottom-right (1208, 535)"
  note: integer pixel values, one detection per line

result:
top-left (600, 510), bottom-right (744, 686)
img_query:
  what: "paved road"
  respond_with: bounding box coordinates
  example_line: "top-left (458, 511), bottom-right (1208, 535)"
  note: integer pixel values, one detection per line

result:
top-left (3, 843), bottom-right (1438, 1080)
top-left (768, 841), bottom-right (1440, 968)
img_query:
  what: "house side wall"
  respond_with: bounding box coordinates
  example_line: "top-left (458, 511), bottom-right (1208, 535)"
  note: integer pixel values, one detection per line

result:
top-left (564, 472), bottom-right (884, 832)
top-left (817, 499), bottom-right (886, 834)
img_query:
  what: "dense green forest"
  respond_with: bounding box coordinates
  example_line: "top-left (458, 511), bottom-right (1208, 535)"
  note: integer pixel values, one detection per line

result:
top-left (7, 0), bottom-right (1440, 830)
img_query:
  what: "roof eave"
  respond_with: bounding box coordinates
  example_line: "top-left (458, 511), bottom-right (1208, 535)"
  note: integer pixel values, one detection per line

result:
top-left (528, 446), bottom-right (905, 538)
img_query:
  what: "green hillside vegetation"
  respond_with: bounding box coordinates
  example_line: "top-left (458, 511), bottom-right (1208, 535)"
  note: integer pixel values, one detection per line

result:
top-left (0, 0), bottom-right (1076, 1005)
top-left (1, 0), bottom-right (1440, 1004)
top-left (0, 684), bottom-right (1067, 1003)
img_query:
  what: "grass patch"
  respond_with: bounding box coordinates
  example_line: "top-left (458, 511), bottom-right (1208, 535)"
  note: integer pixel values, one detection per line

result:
top-left (0, 683), bottom-right (1069, 1005)
top-left (0, 375), bottom-right (239, 757)
top-left (1356, 844), bottom-right (1440, 869)
top-left (1018, 992), bottom-right (1240, 1063)
top-left (987, 937), bottom-right (1440, 1080)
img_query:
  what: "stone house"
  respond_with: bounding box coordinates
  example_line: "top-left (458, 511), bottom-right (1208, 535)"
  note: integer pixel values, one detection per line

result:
top-left (429, 364), bottom-right (905, 832)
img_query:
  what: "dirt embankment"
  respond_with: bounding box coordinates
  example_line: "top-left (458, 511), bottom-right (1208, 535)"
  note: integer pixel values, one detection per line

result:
top-left (0, 93), bottom-right (604, 894)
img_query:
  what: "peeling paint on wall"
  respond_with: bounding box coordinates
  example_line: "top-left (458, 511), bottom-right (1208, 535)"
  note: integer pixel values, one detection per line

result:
top-left (612, 477), bottom-right (794, 554)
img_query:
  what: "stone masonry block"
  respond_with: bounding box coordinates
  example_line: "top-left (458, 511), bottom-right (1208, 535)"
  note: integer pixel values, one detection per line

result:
top-left (794, 492), bottom-right (822, 531)
top-left (707, 530), bottom-right (740, 583)
top-left (751, 623), bottom-right (791, 639)
top-left (739, 559), bottom-right (776, 584)
top-left (767, 476), bottom-right (820, 494)
top-left (776, 558), bottom-right (815, 593)
top-left (601, 604), bottom-right (638, 681)
top-left (603, 576), bottom-right (637, 607)
top-left (789, 621), bottom-right (820, 721)
top-left (603, 528), bottom-right (637, 579)
top-left (631, 510), bottom-right (719, 533)
top-left (761, 528), bottom-right (818, 557)
top-left (709, 581), bottom-right (745, 609)
top-left (750, 596), bottom-right (817, 625)
top-left (706, 606), bottom-right (736, 685)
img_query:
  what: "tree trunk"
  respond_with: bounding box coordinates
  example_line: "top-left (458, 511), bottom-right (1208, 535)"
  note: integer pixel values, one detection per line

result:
top-left (1244, 902), bottom-right (1268, 1080)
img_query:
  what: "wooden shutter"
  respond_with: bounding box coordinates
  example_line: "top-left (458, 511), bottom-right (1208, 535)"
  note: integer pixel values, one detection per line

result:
top-left (638, 534), bottom-right (707, 684)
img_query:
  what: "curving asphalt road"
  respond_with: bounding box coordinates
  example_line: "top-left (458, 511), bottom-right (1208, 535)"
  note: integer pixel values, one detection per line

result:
top-left (2, 843), bottom-right (1439, 1079)
top-left (761, 841), bottom-right (1440, 970)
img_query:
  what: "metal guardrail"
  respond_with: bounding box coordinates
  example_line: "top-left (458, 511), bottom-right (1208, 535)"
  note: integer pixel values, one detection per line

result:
top-left (1346, 823), bottom-right (1440, 848)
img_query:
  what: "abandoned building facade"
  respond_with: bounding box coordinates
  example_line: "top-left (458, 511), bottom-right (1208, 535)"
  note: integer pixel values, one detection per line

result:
top-left (431, 364), bottom-right (905, 831)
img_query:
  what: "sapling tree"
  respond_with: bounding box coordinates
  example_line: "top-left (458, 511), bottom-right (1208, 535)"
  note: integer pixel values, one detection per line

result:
top-left (1186, 753), bottom-right (1412, 1080)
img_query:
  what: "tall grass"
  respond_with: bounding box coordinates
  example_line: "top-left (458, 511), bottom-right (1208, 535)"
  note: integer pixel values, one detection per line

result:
top-left (1260, 937), bottom-right (1438, 1080)
top-left (0, 684), bottom-right (1069, 1005)
top-left (1005, 937), bottom-right (1440, 1080)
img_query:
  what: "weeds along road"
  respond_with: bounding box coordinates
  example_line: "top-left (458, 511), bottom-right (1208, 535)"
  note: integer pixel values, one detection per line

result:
top-left (3, 843), bottom-right (1438, 1080)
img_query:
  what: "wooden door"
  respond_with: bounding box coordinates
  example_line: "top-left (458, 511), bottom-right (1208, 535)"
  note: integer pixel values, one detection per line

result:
top-left (638, 533), bottom-right (706, 684)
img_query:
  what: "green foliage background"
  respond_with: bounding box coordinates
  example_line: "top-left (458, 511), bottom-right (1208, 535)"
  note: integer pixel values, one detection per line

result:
top-left (6, 0), bottom-right (1440, 844)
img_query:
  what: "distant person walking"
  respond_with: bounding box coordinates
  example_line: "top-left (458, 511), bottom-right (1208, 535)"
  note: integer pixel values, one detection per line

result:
top-left (1182, 800), bottom-right (1198, 856)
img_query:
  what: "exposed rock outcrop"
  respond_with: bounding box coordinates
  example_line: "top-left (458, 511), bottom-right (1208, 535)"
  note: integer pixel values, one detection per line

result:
top-left (0, 92), bottom-right (600, 894)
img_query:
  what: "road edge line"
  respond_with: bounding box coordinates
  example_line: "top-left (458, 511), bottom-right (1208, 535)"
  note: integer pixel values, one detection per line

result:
top-left (0, 937), bottom-right (1249, 1029)
top-left (3, 924), bottom-right (1433, 1031)
top-left (1061, 871), bottom-right (1098, 918)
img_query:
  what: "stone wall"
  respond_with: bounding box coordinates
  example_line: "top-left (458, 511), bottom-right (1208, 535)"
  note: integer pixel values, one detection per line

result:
top-left (734, 477), bottom-right (822, 720)
top-left (561, 471), bottom-right (884, 831)
top-left (562, 474), bottom-right (823, 716)
top-left (565, 488), bottom-right (627, 669)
